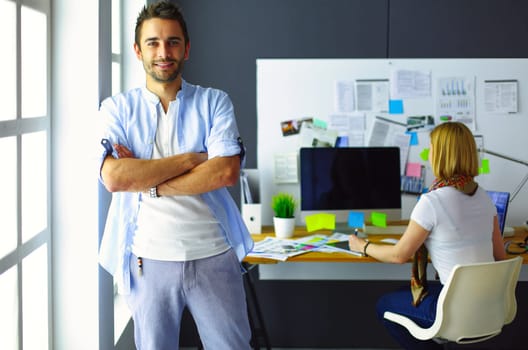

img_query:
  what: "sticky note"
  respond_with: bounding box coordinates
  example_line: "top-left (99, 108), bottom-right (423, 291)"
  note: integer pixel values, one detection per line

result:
top-left (313, 118), bottom-right (327, 129)
top-left (479, 158), bottom-right (490, 174)
top-left (348, 211), bottom-right (365, 228)
top-left (371, 212), bottom-right (387, 228)
top-left (305, 213), bottom-right (336, 232)
top-left (407, 131), bottom-right (419, 145)
top-left (389, 100), bottom-right (404, 114)
top-left (420, 148), bottom-right (429, 161)
top-left (406, 162), bottom-right (422, 177)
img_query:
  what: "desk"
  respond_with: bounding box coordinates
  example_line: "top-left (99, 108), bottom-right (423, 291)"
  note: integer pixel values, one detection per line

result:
top-left (244, 222), bottom-right (528, 265)
top-left (241, 223), bottom-right (528, 349)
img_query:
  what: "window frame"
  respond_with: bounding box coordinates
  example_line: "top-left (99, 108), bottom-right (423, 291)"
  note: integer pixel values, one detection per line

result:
top-left (0, 0), bottom-right (52, 349)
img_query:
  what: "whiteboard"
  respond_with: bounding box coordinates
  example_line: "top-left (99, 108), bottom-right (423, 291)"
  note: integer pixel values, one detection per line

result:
top-left (257, 58), bottom-right (528, 227)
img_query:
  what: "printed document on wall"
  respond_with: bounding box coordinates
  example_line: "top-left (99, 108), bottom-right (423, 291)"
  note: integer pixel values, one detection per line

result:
top-left (328, 113), bottom-right (366, 146)
top-left (368, 117), bottom-right (410, 175)
top-left (335, 80), bottom-right (355, 113)
top-left (435, 76), bottom-right (476, 130)
top-left (484, 80), bottom-right (518, 114)
top-left (390, 69), bottom-right (431, 99)
top-left (355, 79), bottom-right (389, 112)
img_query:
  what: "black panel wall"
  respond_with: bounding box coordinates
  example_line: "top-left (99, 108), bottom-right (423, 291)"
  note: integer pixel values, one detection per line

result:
top-left (177, 0), bottom-right (389, 174)
top-left (140, 0), bottom-right (528, 348)
top-left (388, 0), bottom-right (528, 58)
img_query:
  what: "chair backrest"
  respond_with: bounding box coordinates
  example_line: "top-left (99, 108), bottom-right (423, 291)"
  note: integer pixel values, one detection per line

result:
top-left (434, 256), bottom-right (522, 344)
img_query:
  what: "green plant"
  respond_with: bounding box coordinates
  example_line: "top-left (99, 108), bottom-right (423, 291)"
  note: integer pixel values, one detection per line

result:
top-left (271, 192), bottom-right (297, 218)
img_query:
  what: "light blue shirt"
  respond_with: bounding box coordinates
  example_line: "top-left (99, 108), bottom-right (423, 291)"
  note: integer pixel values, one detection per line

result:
top-left (96, 80), bottom-right (253, 294)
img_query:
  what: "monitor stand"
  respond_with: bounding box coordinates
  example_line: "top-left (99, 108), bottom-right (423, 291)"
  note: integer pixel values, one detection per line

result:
top-left (333, 222), bottom-right (367, 238)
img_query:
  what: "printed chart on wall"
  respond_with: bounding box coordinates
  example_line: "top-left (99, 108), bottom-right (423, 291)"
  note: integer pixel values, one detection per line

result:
top-left (257, 58), bottom-right (528, 227)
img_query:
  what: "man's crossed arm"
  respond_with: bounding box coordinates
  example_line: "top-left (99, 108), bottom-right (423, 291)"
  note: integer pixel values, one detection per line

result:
top-left (101, 144), bottom-right (240, 196)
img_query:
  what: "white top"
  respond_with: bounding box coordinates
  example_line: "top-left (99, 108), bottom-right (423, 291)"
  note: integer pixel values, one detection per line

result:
top-left (410, 186), bottom-right (497, 284)
top-left (132, 100), bottom-right (229, 261)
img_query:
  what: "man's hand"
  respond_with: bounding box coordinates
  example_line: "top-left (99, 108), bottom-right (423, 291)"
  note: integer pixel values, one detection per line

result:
top-left (114, 144), bottom-right (135, 158)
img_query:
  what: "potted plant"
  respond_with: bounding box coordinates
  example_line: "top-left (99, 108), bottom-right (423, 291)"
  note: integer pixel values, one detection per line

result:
top-left (271, 192), bottom-right (297, 238)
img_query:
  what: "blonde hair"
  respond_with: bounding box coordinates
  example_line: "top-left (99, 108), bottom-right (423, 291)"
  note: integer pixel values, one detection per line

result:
top-left (429, 122), bottom-right (479, 179)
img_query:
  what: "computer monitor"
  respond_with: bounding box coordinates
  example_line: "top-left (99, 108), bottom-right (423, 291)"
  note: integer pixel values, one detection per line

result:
top-left (486, 191), bottom-right (510, 235)
top-left (299, 147), bottom-right (402, 229)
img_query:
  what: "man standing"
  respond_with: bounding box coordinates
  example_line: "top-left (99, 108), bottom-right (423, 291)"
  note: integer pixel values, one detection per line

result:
top-left (96, 1), bottom-right (253, 349)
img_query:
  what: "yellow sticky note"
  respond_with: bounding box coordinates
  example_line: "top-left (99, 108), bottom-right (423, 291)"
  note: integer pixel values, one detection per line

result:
top-left (371, 212), bottom-right (387, 228)
top-left (479, 158), bottom-right (490, 174)
top-left (305, 213), bottom-right (336, 232)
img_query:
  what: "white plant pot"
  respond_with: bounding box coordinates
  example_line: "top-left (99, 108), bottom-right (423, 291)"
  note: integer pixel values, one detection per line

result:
top-left (273, 217), bottom-right (296, 239)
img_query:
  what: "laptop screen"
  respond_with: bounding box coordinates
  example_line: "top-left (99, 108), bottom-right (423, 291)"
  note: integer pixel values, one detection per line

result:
top-left (486, 191), bottom-right (510, 235)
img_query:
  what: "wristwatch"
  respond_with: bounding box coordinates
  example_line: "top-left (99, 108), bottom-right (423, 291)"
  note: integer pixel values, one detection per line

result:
top-left (149, 186), bottom-right (159, 198)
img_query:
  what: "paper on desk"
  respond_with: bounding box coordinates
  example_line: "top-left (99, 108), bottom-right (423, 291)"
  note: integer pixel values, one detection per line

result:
top-left (247, 234), bottom-right (365, 261)
top-left (321, 244), bottom-right (363, 257)
top-left (247, 236), bottom-right (328, 261)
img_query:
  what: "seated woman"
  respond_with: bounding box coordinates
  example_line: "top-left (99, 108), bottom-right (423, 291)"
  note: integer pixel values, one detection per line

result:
top-left (348, 121), bottom-right (507, 350)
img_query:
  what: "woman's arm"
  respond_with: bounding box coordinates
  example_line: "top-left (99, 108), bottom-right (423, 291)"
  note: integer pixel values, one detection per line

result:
top-left (492, 215), bottom-right (507, 261)
top-left (348, 220), bottom-right (430, 264)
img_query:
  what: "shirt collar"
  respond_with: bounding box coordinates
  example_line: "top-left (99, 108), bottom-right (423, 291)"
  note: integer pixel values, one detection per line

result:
top-left (141, 78), bottom-right (188, 104)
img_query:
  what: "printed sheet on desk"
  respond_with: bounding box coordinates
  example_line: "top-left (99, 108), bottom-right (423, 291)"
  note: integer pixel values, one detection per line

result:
top-left (247, 234), bottom-right (362, 261)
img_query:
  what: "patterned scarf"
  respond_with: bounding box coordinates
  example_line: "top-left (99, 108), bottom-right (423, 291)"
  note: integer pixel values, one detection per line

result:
top-left (410, 174), bottom-right (478, 306)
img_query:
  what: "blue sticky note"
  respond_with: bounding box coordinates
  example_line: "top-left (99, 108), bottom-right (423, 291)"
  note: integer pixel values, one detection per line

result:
top-left (389, 100), bottom-right (404, 114)
top-left (336, 136), bottom-right (349, 147)
top-left (348, 211), bottom-right (365, 229)
top-left (407, 131), bottom-right (418, 145)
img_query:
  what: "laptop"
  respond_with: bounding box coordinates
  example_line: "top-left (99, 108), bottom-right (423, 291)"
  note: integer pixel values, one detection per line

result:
top-left (486, 191), bottom-right (510, 236)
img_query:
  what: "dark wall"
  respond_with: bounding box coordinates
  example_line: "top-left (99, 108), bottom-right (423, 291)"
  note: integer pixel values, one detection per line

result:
top-left (179, 0), bottom-right (389, 172)
top-left (155, 0), bottom-right (528, 348)
top-left (388, 0), bottom-right (528, 58)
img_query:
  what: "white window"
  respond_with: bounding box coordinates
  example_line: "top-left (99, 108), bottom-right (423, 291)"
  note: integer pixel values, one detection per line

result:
top-left (0, 0), bottom-right (51, 349)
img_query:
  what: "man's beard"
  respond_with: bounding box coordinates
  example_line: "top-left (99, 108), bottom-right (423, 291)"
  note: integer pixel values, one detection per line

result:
top-left (146, 59), bottom-right (184, 83)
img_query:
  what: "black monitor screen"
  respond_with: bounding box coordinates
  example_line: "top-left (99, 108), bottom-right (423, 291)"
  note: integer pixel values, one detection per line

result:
top-left (300, 147), bottom-right (401, 211)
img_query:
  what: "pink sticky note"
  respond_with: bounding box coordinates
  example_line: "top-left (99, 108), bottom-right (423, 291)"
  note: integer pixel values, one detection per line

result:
top-left (406, 162), bottom-right (422, 178)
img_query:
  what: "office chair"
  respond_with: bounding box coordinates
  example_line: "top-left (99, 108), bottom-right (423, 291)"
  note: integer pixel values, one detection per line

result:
top-left (383, 256), bottom-right (522, 345)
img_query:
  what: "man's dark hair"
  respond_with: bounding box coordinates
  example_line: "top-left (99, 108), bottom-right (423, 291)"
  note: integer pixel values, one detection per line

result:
top-left (135, 1), bottom-right (190, 48)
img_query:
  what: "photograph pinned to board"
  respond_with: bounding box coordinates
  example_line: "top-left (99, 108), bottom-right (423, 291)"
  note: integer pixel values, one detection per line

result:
top-left (280, 117), bottom-right (313, 136)
top-left (299, 121), bottom-right (339, 148)
top-left (406, 115), bottom-right (435, 132)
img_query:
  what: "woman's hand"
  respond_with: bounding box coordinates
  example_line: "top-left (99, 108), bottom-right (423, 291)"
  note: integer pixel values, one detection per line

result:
top-left (349, 234), bottom-right (368, 254)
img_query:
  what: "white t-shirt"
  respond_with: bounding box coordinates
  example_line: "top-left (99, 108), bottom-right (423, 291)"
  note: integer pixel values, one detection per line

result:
top-left (410, 186), bottom-right (497, 284)
top-left (132, 101), bottom-right (229, 261)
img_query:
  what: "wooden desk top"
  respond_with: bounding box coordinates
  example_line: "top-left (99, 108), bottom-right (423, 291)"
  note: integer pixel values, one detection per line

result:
top-left (243, 223), bottom-right (528, 265)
